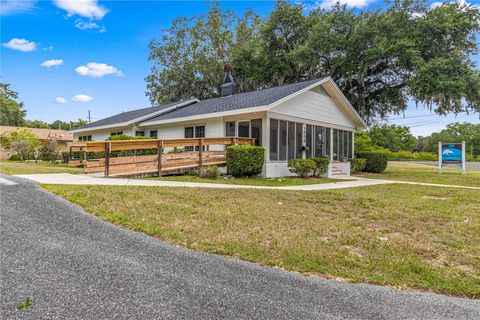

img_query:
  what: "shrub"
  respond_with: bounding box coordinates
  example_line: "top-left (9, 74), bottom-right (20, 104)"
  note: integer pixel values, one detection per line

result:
top-left (311, 158), bottom-right (330, 177)
top-left (350, 158), bottom-right (367, 173)
top-left (1, 128), bottom-right (40, 161)
top-left (287, 159), bottom-right (316, 178)
top-left (226, 145), bottom-right (265, 177)
top-left (198, 165), bottom-right (220, 179)
top-left (39, 140), bottom-right (60, 162)
top-left (357, 151), bottom-right (388, 173)
top-left (108, 134), bottom-right (152, 141)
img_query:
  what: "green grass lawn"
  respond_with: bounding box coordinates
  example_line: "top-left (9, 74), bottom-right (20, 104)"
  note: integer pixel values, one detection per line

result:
top-left (0, 160), bottom-right (82, 175)
top-left (44, 183), bottom-right (480, 298)
top-left (357, 161), bottom-right (480, 187)
top-left (147, 174), bottom-right (345, 186)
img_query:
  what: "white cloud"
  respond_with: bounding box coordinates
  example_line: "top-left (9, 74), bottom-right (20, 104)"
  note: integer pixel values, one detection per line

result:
top-left (72, 94), bottom-right (93, 102)
top-left (75, 20), bottom-right (106, 32)
top-left (54, 97), bottom-right (67, 104)
top-left (40, 59), bottom-right (64, 68)
top-left (75, 62), bottom-right (124, 77)
top-left (53, 0), bottom-right (108, 20)
top-left (2, 38), bottom-right (37, 52)
top-left (430, 2), bottom-right (444, 9)
top-left (317, 0), bottom-right (377, 9)
top-left (0, 0), bottom-right (36, 16)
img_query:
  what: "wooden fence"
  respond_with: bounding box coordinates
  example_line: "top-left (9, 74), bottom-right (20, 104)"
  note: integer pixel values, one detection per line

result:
top-left (68, 137), bottom-right (255, 177)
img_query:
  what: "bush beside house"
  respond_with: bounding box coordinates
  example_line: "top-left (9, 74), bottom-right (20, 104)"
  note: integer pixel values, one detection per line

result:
top-left (312, 158), bottom-right (330, 177)
top-left (350, 158), bottom-right (367, 173)
top-left (357, 151), bottom-right (388, 173)
top-left (287, 159), bottom-right (316, 178)
top-left (226, 145), bottom-right (265, 177)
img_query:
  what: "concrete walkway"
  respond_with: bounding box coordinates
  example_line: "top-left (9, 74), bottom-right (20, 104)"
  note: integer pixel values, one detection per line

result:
top-left (14, 173), bottom-right (480, 190)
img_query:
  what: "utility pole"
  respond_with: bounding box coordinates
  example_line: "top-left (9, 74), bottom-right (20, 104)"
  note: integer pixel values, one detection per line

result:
top-left (88, 110), bottom-right (91, 123)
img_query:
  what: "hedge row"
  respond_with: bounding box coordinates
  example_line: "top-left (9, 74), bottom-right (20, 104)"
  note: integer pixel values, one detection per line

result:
top-left (356, 151), bottom-right (388, 173)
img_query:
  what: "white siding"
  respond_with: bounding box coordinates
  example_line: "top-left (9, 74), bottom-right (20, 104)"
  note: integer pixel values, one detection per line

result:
top-left (73, 126), bottom-right (133, 141)
top-left (270, 89), bottom-right (355, 129)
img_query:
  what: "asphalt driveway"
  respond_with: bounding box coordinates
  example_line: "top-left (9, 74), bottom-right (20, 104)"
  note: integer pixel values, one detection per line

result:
top-left (1, 175), bottom-right (479, 319)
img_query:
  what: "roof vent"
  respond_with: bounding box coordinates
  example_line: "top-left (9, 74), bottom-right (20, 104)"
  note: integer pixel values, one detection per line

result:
top-left (220, 64), bottom-right (236, 97)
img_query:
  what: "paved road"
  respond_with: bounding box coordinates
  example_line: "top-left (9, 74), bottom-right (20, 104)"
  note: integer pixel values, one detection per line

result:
top-left (1, 175), bottom-right (479, 319)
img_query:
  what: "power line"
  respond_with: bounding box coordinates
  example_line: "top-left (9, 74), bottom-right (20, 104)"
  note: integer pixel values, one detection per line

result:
top-left (386, 114), bottom-right (438, 120)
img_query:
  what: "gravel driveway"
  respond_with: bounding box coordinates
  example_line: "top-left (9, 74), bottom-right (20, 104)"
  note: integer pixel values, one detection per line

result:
top-left (1, 175), bottom-right (479, 319)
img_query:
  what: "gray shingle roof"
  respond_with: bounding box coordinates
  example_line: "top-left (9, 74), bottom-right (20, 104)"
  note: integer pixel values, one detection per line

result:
top-left (144, 77), bottom-right (327, 122)
top-left (75, 77), bottom-right (327, 130)
top-left (74, 101), bottom-right (186, 130)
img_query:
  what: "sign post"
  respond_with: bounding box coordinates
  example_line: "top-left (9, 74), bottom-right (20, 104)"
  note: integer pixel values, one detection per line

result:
top-left (438, 141), bottom-right (466, 174)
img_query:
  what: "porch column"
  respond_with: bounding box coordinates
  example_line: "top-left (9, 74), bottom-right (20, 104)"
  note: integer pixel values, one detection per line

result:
top-left (263, 116), bottom-right (270, 161)
top-left (329, 128), bottom-right (334, 161)
top-left (351, 131), bottom-right (355, 158)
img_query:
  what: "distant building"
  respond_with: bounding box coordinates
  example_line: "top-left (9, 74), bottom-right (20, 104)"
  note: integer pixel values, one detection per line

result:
top-left (0, 126), bottom-right (73, 160)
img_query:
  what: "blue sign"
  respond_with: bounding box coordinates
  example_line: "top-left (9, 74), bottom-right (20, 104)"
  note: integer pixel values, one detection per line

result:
top-left (441, 143), bottom-right (462, 163)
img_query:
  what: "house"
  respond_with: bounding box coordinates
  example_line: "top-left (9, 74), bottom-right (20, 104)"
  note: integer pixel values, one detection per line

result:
top-left (70, 69), bottom-right (366, 177)
top-left (0, 126), bottom-right (73, 160)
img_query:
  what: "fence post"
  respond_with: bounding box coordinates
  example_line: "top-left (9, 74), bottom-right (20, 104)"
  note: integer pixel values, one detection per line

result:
top-left (199, 138), bottom-right (204, 167)
top-left (105, 142), bottom-right (110, 177)
top-left (157, 140), bottom-right (163, 176)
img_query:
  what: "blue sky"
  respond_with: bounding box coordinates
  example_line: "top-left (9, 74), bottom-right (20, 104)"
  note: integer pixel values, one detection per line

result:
top-left (1, 0), bottom-right (479, 136)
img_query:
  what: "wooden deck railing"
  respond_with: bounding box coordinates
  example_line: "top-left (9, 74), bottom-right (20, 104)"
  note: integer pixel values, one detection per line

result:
top-left (68, 137), bottom-right (255, 177)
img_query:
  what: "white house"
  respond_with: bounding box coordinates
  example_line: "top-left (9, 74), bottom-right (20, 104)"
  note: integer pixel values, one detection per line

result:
top-left (71, 71), bottom-right (366, 177)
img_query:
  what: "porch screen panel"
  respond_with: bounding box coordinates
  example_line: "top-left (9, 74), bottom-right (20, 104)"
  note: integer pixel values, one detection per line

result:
top-left (269, 119), bottom-right (279, 161)
top-left (296, 123), bottom-right (303, 159)
top-left (348, 131), bottom-right (353, 158)
top-left (343, 131), bottom-right (348, 159)
top-left (251, 119), bottom-right (262, 146)
top-left (279, 120), bottom-right (287, 161)
top-left (333, 129), bottom-right (338, 160)
top-left (314, 126), bottom-right (325, 157)
top-left (306, 125), bottom-right (312, 158)
top-left (287, 122), bottom-right (295, 160)
top-left (325, 128), bottom-right (331, 158)
top-left (225, 122), bottom-right (235, 137)
top-left (238, 121), bottom-right (250, 138)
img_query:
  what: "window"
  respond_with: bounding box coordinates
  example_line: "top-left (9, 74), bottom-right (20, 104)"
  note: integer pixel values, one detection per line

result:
top-left (296, 123), bottom-right (303, 159)
top-left (78, 135), bottom-right (92, 141)
top-left (185, 125), bottom-right (205, 151)
top-left (195, 125), bottom-right (205, 138)
top-left (251, 119), bottom-right (262, 146)
top-left (184, 126), bottom-right (194, 138)
top-left (225, 119), bottom-right (262, 146)
top-left (110, 131), bottom-right (123, 136)
top-left (150, 130), bottom-right (158, 139)
top-left (225, 122), bottom-right (235, 137)
top-left (269, 119), bottom-right (278, 161)
top-left (238, 121), bottom-right (250, 138)
top-left (135, 131), bottom-right (145, 136)
top-left (279, 120), bottom-right (287, 161)
top-left (287, 122), bottom-right (295, 160)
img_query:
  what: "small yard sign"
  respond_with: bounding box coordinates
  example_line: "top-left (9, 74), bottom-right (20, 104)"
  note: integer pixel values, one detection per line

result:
top-left (438, 142), bottom-right (466, 174)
